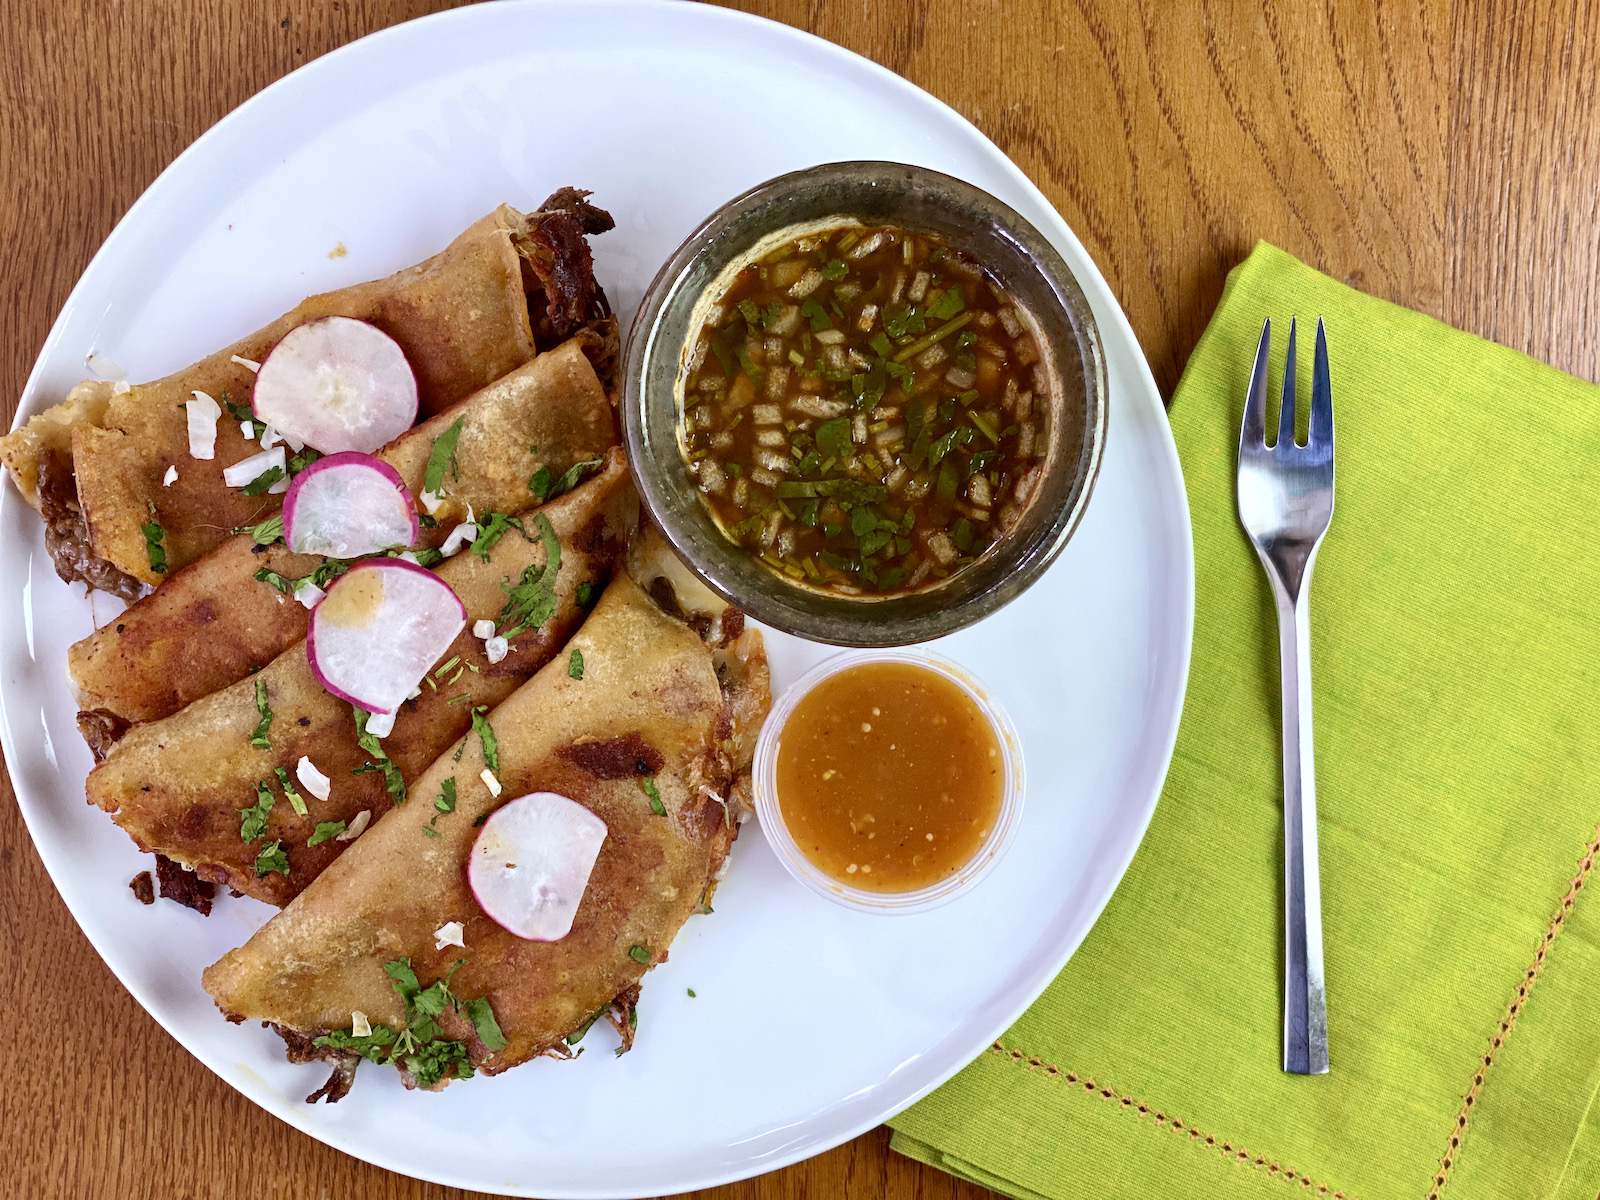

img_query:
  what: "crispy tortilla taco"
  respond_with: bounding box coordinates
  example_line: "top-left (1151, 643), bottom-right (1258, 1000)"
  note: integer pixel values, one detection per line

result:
top-left (4, 190), bottom-right (615, 593)
top-left (201, 567), bottom-right (769, 1100)
top-left (70, 339), bottom-right (617, 730)
top-left (84, 452), bottom-right (637, 906)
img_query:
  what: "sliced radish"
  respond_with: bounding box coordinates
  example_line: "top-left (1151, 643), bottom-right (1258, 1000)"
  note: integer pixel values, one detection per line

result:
top-left (282, 452), bottom-right (418, 559)
top-left (307, 559), bottom-right (466, 714)
top-left (468, 792), bottom-right (608, 941)
top-left (252, 316), bottom-right (418, 454)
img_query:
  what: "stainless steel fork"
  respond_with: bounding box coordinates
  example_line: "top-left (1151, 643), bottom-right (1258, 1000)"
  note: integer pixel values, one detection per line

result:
top-left (1237, 317), bottom-right (1335, 1075)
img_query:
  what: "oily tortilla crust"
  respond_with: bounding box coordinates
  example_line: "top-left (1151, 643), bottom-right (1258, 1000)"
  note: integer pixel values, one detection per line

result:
top-left (201, 571), bottom-right (771, 1077)
top-left (86, 453), bottom-right (637, 906)
top-left (70, 340), bottom-right (616, 724)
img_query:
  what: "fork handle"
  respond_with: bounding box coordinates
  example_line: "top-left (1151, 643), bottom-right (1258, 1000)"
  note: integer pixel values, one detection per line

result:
top-left (1274, 582), bottom-right (1329, 1074)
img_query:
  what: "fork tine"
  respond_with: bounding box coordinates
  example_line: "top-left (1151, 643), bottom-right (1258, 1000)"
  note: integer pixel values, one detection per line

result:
top-left (1240, 318), bottom-right (1270, 454)
top-left (1310, 316), bottom-right (1333, 449)
top-left (1277, 316), bottom-right (1298, 449)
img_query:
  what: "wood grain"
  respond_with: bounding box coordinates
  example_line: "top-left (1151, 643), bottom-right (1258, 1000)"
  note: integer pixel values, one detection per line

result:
top-left (3, 2), bottom-right (1598, 1198)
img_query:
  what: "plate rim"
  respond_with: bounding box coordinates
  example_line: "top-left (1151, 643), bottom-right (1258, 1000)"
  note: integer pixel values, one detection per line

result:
top-left (0, 1), bottom-right (1196, 1194)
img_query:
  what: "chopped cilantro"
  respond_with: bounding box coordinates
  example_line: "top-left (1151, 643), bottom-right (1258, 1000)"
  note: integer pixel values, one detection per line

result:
top-left (240, 465), bottom-right (286, 496)
top-left (232, 514), bottom-right (284, 544)
top-left (314, 1023), bottom-right (398, 1064)
top-left (287, 446), bottom-right (321, 476)
top-left (734, 345), bottom-right (764, 384)
top-left (800, 298), bottom-right (831, 331)
top-left (421, 825), bottom-right (440, 838)
top-left (352, 707), bottom-right (407, 804)
top-left (472, 511), bottom-right (526, 562)
top-left (628, 944), bottom-right (651, 964)
top-left (221, 397), bottom-right (267, 437)
top-left (274, 766), bottom-right (307, 816)
top-left (494, 514), bottom-right (561, 637)
top-left (687, 988), bottom-right (697, 998)
top-left (815, 417), bottom-right (853, 459)
top-left (254, 840), bottom-right (289, 877)
top-left (253, 567), bottom-right (293, 596)
top-left (568, 648), bottom-right (584, 680)
top-left (821, 259), bottom-right (849, 280)
top-left (423, 417), bottom-right (465, 497)
top-left (471, 708), bottom-right (499, 775)
top-left (239, 781), bottom-right (274, 842)
top-left (526, 464), bottom-right (552, 501)
top-left (250, 678), bottom-right (273, 749)
top-left (567, 1008), bottom-right (605, 1045)
top-left (141, 516), bottom-right (167, 575)
top-left (884, 360), bottom-right (915, 392)
top-left (434, 777), bottom-right (457, 815)
top-left (737, 298), bottom-right (763, 327)
top-left (926, 284), bottom-right (966, 320)
top-left (575, 581), bottom-right (596, 608)
top-left (464, 996), bottom-right (506, 1052)
top-left (642, 776), bottom-right (665, 817)
top-left (307, 820), bottom-right (346, 846)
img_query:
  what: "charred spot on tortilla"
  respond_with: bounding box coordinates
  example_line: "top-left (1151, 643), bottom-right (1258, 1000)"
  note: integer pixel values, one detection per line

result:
top-left (155, 853), bottom-right (216, 915)
top-left (557, 733), bottom-right (665, 779)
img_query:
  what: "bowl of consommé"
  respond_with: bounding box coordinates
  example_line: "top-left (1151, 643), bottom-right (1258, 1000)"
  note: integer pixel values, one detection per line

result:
top-left (623, 161), bottom-right (1108, 646)
top-left (752, 651), bottom-right (1024, 913)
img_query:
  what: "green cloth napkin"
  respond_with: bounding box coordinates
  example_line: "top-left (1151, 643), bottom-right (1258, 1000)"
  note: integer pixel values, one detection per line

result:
top-left (889, 242), bottom-right (1600, 1200)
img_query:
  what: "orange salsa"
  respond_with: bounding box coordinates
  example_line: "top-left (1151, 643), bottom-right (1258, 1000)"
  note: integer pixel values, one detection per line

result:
top-left (773, 660), bottom-right (1004, 893)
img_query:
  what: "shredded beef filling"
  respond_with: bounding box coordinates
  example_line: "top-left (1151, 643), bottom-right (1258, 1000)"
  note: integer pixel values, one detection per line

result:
top-left (77, 709), bottom-right (128, 763)
top-left (155, 853), bottom-right (216, 916)
top-left (518, 188), bottom-right (616, 352)
top-left (129, 872), bottom-right (154, 905)
top-left (37, 451), bottom-right (148, 602)
top-left (557, 733), bottom-right (665, 779)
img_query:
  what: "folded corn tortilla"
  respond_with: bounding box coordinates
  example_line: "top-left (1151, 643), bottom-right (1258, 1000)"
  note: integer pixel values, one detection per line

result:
top-left (85, 452), bottom-right (637, 906)
top-left (5, 191), bottom-right (615, 588)
top-left (70, 340), bottom-right (616, 727)
top-left (201, 568), bottom-right (770, 1096)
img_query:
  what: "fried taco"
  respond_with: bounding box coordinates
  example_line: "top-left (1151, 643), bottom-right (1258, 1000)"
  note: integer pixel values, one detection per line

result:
top-left (4, 190), bottom-right (616, 593)
top-left (70, 339), bottom-right (616, 731)
top-left (201, 566), bottom-right (770, 1101)
top-left (84, 452), bottom-right (637, 905)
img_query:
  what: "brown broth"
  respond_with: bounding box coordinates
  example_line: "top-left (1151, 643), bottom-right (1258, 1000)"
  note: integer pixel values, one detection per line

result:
top-left (773, 661), bottom-right (1004, 893)
top-left (680, 223), bottom-right (1055, 596)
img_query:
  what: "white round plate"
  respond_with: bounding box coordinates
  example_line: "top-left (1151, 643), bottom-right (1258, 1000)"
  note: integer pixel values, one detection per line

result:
top-left (0, 3), bottom-right (1193, 1195)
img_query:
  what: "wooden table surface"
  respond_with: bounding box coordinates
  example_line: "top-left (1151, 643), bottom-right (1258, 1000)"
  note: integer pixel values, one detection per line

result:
top-left (4, 1), bottom-right (1598, 1197)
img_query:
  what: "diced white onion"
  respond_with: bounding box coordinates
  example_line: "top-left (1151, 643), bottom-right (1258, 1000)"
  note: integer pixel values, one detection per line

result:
top-left (433, 921), bottom-right (466, 950)
top-left (240, 420), bottom-right (256, 440)
top-left (472, 619), bottom-right (495, 639)
top-left (293, 580), bottom-right (326, 610)
top-left (484, 635), bottom-right (509, 664)
top-left (336, 810), bottom-right (370, 841)
top-left (364, 708), bottom-right (396, 738)
top-left (112, 379), bottom-right (131, 395)
top-left (350, 1010), bottom-right (371, 1037)
top-left (231, 354), bottom-right (261, 373)
top-left (295, 755), bottom-right (331, 801)
top-left (440, 521), bottom-right (478, 558)
top-left (259, 423), bottom-right (282, 451)
top-left (86, 351), bottom-right (126, 381)
top-left (279, 427), bottom-right (304, 453)
top-left (396, 551), bottom-right (421, 565)
top-left (186, 391), bottom-right (222, 460)
top-left (162, 465), bottom-right (178, 487)
top-left (480, 768), bottom-right (502, 797)
top-left (222, 445), bottom-right (286, 488)
top-left (419, 489), bottom-right (444, 515)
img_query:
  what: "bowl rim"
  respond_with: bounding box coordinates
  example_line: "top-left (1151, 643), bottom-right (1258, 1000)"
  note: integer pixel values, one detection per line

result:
top-left (622, 159), bottom-right (1109, 646)
top-left (750, 649), bottom-right (1027, 914)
